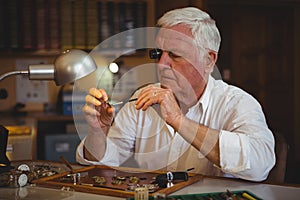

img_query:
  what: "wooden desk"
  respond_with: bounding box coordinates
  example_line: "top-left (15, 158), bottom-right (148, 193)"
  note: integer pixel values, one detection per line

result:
top-left (1, 161), bottom-right (299, 200)
top-left (0, 176), bottom-right (299, 200)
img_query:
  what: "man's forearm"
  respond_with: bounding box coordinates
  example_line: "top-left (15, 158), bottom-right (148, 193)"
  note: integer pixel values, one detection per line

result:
top-left (83, 131), bottom-right (107, 162)
top-left (177, 116), bottom-right (220, 166)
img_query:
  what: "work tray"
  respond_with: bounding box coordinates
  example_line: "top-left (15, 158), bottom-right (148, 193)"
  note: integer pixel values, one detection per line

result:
top-left (32, 165), bottom-right (203, 198)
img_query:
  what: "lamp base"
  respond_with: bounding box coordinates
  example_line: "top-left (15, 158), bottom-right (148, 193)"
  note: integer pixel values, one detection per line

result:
top-left (0, 165), bottom-right (12, 174)
top-left (0, 125), bottom-right (11, 174)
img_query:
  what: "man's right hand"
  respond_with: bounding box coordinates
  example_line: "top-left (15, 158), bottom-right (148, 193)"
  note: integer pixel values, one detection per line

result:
top-left (82, 88), bottom-right (115, 134)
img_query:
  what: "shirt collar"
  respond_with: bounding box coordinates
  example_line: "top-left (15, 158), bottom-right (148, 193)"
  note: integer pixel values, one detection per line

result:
top-left (189, 75), bottom-right (214, 113)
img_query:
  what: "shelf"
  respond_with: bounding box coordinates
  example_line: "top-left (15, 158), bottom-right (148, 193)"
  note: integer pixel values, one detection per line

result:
top-left (0, 0), bottom-right (148, 53)
top-left (0, 50), bottom-right (61, 57)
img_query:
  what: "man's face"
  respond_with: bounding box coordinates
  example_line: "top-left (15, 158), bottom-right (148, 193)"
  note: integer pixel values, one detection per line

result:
top-left (156, 24), bottom-right (208, 108)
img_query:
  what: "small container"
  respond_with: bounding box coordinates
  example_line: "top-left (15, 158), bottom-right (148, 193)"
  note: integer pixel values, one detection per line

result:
top-left (134, 187), bottom-right (149, 200)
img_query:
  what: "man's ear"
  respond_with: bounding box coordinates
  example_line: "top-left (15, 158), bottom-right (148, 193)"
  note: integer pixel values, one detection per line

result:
top-left (205, 51), bottom-right (218, 73)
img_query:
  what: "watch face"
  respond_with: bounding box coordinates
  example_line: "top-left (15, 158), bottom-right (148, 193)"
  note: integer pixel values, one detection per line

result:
top-left (18, 174), bottom-right (28, 187)
top-left (18, 164), bottom-right (30, 172)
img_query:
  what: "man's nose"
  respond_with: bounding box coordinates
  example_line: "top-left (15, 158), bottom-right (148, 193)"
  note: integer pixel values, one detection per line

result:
top-left (158, 51), bottom-right (172, 67)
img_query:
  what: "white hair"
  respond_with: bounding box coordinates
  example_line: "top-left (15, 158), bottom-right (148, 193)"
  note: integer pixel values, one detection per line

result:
top-left (157, 7), bottom-right (221, 53)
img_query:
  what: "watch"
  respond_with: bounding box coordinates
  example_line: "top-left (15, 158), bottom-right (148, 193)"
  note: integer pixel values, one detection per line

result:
top-left (18, 164), bottom-right (30, 172)
top-left (17, 173), bottom-right (28, 187)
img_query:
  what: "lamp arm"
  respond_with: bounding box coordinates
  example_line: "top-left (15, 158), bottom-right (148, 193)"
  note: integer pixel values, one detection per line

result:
top-left (0, 70), bottom-right (28, 81)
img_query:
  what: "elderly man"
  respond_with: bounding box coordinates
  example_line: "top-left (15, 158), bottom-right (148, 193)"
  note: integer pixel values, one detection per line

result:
top-left (76, 7), bottom-right (275, 182)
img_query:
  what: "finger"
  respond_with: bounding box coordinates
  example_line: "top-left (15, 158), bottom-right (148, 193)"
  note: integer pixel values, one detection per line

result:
top-left (136, 86), bottom-right (157, 103)
top-left (89, 88), bottom-right (100, 98)
top-left (85, 94), bottom-right (101, 106)
top-left (82, 104), bottom-right (100, 116)
top-left (98, 89), bottom-right (109, 102)
top-left (107, 107), bottom-right (115, 115)
top-left (89, 88), bottom-right (109, 102)
top-left (141, 99), bottom-right (156, 111)
top-left (135, 90), bottom-right (151, 109)
top-left (136, 90), bottom-right (160, 110)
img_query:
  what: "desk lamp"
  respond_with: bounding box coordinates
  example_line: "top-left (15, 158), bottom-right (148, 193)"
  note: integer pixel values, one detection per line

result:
top-left (0, 49), bottom-right (97, 173)
top-left (0, 49), bottom-right (97, 86)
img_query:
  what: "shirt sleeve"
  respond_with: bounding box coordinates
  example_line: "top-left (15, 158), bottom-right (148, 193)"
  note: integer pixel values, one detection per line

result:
top-left (76, 137), bottom-right (120, 166)
top-left (76, 102), bottom-right (137, 166)
top-left (218, 93), bottom-right (276, 181)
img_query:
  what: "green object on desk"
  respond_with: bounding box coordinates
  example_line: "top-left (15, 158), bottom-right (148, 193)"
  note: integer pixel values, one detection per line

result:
top-left (127, 190), bottom-right (262, 200)
top-left (169, 190), bottom-right (262, 200)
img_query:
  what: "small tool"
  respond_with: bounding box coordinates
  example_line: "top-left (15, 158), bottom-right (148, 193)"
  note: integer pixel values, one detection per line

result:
top-left (60, 156), bottom-right (74, 173)
top-left (60, 156), bottom-right (79, 185)
top-left (110, 98), bottom-right (138, 106)
top-left (154, 171), bottom-right (189, 188)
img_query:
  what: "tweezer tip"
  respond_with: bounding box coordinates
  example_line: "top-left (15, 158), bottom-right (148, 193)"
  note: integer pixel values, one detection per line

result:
top-left (110, 98), bottom-right (138, 106)
top-left (112, 101), bottom-right (124, 106)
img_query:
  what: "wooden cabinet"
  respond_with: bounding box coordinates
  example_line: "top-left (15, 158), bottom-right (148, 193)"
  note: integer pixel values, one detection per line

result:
top-left (208, 3), bottom-right (294, 135)
top-left (206, 0), bottom-right (299, 184)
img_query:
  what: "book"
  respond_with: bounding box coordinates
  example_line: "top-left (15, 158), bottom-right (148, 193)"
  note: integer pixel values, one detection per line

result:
top-left (106, 1), bottom-right (116, 49)
top-left (47, 0), bottom-right (60, 50)
top-left (97, 1), bottom-right (111, 49)
top-left (36, 0), bottom-right (47, 50)
top-left (86, 0), bottom-right (98, 50)
top-left (133, 1), bottom-right (147, 49)
top-left (60, 0), bottom-right (74, 51)
top-left (0, 0), bottom-right (6, 49)
top-left (134, 1), bottom-right (147, 28)
top-left (119, 2), bottom-right (135, 49)
top-left (21, 0), bottom-right (36, 50)
top-left (73, 0), bottom-right (86, 49)
top-left (7, 0), bottom-right (21, 49)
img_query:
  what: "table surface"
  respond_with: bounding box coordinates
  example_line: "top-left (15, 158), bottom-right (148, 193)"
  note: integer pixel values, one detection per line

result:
top-left (1, 174), bottom-right (300, 200)
top-left (1, 161), bottom-right (300, 200)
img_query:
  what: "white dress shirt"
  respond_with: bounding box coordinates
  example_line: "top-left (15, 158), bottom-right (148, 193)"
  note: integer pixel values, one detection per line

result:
top-left (77, 76), bottom-right (275, 181)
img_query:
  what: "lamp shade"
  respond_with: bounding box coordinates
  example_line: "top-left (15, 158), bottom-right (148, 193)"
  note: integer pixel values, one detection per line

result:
top-left (53, 49), bottom-right (97, 85)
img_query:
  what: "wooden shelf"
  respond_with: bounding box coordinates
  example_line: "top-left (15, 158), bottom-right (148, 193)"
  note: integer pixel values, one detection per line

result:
top-left (0, 0), bottom-right (149, 53)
